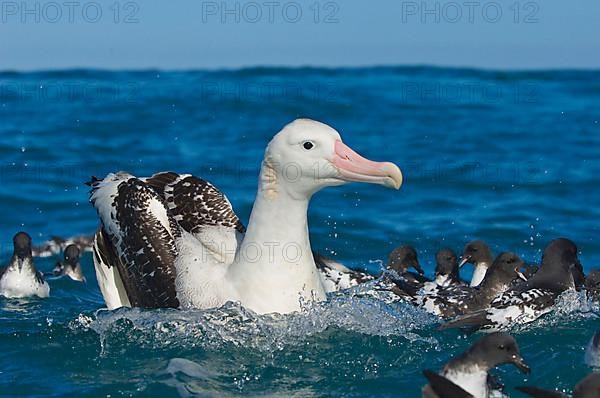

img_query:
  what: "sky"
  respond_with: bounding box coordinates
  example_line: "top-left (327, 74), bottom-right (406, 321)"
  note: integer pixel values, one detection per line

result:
top-left (0, 0), bottom-right (599, 71)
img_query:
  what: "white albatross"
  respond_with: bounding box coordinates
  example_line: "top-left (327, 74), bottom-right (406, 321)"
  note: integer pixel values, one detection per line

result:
top-left (88, 119), bottom-right (402, 314)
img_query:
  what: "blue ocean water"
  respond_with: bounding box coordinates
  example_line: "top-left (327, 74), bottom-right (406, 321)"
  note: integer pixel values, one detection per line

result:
top-left (0, 66), bottom-right (599, 397)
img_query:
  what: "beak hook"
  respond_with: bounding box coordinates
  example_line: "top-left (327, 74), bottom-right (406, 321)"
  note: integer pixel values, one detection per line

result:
top-left (515, 269), bottom-right (528, 282)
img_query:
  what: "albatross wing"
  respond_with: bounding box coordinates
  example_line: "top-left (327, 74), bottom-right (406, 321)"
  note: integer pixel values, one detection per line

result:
top-left (89, 171), bottom-right (250, 310)
top-left (89, 173), bottom-right (181, 309)
top-left (144, 172), bottom-right (245, 265)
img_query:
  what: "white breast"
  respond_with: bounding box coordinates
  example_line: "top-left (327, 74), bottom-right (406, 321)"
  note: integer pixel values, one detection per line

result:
top-left (0, 270), bottom-right (49, 298)
top-left (173, 230), bottom-right (236, 309)
top-left (470, 264), bottom-right (489, 287)
top-left (444, 367), bottom-right (488, 398)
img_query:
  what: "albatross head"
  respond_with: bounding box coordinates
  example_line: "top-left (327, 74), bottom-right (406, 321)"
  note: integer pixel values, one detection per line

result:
top-left (262, 119), bottom-right (403, 198)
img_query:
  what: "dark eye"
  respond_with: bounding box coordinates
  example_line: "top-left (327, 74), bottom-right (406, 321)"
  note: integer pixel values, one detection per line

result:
top-left (303, 141), bottom-right (314, 150)
top-left (498, 344), bottom-right (505, 350)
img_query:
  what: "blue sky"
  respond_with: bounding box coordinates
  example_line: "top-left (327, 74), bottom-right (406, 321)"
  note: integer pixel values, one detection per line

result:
top-left (1, 0), bottom-right (599, 70)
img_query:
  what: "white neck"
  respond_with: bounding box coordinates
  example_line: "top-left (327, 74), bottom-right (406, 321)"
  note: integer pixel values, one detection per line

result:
top-left (470, 262), bottom-right (489, 287)
top-left (227, 162), bottom-right (326, 314)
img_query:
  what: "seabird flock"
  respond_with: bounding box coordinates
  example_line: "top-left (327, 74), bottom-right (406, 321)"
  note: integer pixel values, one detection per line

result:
top-left (1, 119), bottom-right (599, 397)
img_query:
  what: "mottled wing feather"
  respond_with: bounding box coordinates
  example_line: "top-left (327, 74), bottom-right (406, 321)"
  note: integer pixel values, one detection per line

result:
top-left (490, 289), bottom-right (555, 310)
top-left (90, 174), bottom-right (180, 309)
top-left (440, 288), bottom-right (558, 330)
top-left (418, 284), bottom-right (474, 317)
top-left (145, 172), bottom-right (246, 234)
top-left (314, 252), bottom-right (375, 293)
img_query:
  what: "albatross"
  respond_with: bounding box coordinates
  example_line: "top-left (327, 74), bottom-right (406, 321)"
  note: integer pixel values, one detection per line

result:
top-left (88, 119), bottom-right (403, 314)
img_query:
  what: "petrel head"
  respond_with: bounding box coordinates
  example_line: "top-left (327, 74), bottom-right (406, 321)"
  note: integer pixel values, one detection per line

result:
top-left (459, 240), bottom-right (493, 268)
top-left (435, 248), bottom-right (459, 280)
top-left (388, 245), bottom-right (423, 275)
top-left (469, 332), bottom-right (530, 374)
top-left (64, 244), bottom-right (80, 265)
top-left (484, 252), bottom-right (527, 286)
top-left (538, 238), bottom-right (581, 289)
top-left (52, 244), bottom-right (85, 280)
top-left (13, 232), bottom-right (32, 261)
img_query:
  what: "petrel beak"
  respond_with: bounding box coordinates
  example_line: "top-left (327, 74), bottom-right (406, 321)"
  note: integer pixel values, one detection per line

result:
top-left (511, 355), bottom-right (531, 374)
top-left (17, 258), bottom-right (24, 272)
top-left (458, 256), bottom-right (471, 267)
top-left (332, 140), bottom-right (403, 189)
top-left (515, 269), bottom-right (528, 282)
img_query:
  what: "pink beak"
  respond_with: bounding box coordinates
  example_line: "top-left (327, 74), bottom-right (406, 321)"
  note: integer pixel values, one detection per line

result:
top-left (332, 140), bottom-right (403, 189)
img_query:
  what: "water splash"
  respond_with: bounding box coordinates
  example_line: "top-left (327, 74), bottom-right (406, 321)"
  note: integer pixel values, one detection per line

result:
top-left (70, 281), bottom-right (439, 353)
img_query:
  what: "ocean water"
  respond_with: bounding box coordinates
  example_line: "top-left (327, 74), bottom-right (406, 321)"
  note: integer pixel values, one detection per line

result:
top-left (0, 66), bottom-right (599, 397)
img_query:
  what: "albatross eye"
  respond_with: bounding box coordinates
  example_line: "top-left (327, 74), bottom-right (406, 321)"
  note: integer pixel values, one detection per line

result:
top-left (303, 141), bottom-right (314, 150)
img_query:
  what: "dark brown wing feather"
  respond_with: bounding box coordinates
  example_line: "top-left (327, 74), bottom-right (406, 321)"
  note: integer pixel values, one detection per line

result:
top-left (145, 172), bottom-right (246, 235)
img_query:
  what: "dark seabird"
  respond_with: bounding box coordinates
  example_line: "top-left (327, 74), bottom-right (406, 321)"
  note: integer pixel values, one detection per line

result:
top-left (383, 245), bottom-right (431, 300)
top-left (0, 232), bottom-right (50, 298)
top-left (440, 238), bottom-right (579, 331)
top-left (433, 248), bottom-right (462, 287)
top-left (459, 240), bottom-right (494, 287)
top-left (53, 244), bottom-right (86, 283)
top-left (517, 372), bottom-right (600, 398)
top-left (422, 332), bottom-right (530, 398)
top-left (387, 245), bottom-right (428, 284)
top-left (422, 370), bottom-right (473, 398)
top-left (422, 252), bottom-right (526, 318)
top-left (418, 248), bottom-right (465, 303)
top-left (585, 330), bottom-right (600, 369)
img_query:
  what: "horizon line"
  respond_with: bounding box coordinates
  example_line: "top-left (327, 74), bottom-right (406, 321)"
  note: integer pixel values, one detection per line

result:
top-left (2, 63), bottom-right (600, 75)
